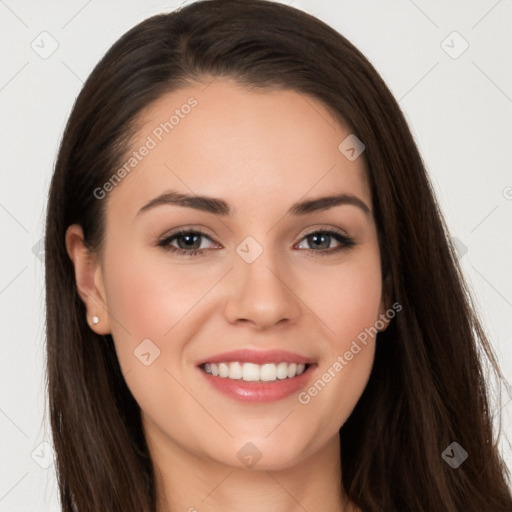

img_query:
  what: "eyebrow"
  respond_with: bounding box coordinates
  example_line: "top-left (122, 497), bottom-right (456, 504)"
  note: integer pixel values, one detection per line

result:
top-left (136, 190), bottom-right (372, 218)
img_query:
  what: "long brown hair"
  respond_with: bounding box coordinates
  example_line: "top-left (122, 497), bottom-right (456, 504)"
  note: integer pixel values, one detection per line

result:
top-left (44, 0), bottom-right (512, 510)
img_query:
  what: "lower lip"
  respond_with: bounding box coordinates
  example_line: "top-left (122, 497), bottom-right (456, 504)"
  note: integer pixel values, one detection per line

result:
top-left (198, 365), bottom-right (316, 403)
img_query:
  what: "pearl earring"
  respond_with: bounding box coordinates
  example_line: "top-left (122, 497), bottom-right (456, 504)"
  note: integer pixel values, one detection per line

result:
top-left (92, 316), bottom-right (99, 325)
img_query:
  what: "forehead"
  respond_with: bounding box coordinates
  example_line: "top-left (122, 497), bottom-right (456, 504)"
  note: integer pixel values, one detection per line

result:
top-left (106, 78), bottom-right (371, 220)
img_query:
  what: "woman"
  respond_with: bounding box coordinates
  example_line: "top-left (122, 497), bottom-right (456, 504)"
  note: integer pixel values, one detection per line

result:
top-left (44, 0), bottom-right (512, 510)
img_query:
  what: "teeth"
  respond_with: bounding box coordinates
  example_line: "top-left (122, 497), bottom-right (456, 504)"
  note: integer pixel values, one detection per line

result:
top-left (243, 363), bottom-right (260, 382)
top-left (287, 363), bottom-right (297, 378)
top-left (218, 362), bottom-right (229, 378)
top-left (202, 361), bottom-right (307, 381)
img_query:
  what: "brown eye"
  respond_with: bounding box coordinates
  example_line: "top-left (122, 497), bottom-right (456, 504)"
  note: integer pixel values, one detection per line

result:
top-left (296, 229), bottom-right (356, 256)
top-left (158, 230), bottom-right (215, 256)
top-left (157, 228), bottom-right (355, 258)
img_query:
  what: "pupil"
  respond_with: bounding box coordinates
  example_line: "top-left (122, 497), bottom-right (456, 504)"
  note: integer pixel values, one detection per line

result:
top-left (181, 234), bottom-right (200, 249)
top-left (311, 233), bottom-right (329, 249)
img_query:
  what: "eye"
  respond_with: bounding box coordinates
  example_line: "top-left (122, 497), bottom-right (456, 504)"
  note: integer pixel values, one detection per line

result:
top-left (157, 228), bottom-right (356, 257)
top-left (295, 228), bottom-right (356, 256)
top-left (157, 229), bottom-right (216, 257)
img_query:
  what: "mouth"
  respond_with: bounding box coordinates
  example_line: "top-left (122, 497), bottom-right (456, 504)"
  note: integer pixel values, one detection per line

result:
top-left (195, 349), bottom-right (317, 403)
top-left (200, 361), bottom-right (312, 382)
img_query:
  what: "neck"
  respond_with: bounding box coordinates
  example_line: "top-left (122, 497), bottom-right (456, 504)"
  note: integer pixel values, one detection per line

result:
top-left (145, 419), bottom-right (352, 512)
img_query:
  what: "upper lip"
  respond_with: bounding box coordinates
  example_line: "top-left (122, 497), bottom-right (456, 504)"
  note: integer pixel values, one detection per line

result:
top-left (196, 349), bottom-right (315, 366)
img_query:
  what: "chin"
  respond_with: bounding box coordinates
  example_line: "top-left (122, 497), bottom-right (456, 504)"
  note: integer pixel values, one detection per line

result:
top-left (208, 435), bottom-right (313, 472)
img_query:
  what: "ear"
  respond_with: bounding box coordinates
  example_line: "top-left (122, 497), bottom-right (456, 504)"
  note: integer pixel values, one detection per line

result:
top-left (376, 271), bottom-right (393, 332)
top-left (65, 224), bottom-right (111, 335)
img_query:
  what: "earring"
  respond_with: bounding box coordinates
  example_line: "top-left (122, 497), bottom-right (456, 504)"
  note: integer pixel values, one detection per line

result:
top-left (92, 316), bottom-right (99, 325)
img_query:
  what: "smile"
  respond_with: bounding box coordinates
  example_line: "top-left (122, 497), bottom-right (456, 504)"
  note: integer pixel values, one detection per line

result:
top-left (196, 348), bottom-right (316, 402)
top-left (201, 361), bottom-right (308, 381)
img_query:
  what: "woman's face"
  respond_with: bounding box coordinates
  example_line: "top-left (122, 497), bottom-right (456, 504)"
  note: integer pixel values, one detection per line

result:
top-left (70, 78), bottom-right (389, 471)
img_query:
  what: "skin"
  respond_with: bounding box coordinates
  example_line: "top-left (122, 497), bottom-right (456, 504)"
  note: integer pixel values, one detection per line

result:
top-left (66, 77), bottom-right (390, 512)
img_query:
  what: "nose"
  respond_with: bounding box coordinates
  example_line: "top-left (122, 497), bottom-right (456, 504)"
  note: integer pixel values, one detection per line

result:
top-left (223, 243), bottom-right (301, 331)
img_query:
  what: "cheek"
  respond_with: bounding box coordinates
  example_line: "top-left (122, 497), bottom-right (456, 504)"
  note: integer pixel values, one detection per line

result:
top-left (101, 251), bottom-right (205, 425)
top-left (103, 248), bottom-right (208, 343)
top-left (299, 250), bottom-right (381, 422)
top-left (316, 248), bottom-right (383, 347)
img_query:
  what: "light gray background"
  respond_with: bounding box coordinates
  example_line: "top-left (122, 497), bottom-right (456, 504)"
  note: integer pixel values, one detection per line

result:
top-left (0, 0), bottom-right (511, 509)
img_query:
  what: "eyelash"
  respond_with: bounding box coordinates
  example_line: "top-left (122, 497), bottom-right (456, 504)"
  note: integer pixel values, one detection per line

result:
top-left (157, 228), bottom-right (356, 258)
